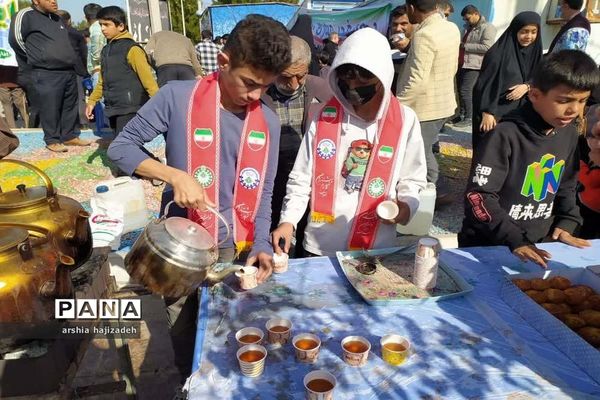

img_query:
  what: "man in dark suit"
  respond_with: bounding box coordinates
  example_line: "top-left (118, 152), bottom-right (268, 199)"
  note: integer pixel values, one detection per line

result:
top-left (262, 36), bottom-right (332, 257)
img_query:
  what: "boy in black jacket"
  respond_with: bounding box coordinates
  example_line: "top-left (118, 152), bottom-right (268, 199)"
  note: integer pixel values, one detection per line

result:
top-left (85, 6), bottom-right (158, 137)
top-left (459, 50), bottom-right (599, 268)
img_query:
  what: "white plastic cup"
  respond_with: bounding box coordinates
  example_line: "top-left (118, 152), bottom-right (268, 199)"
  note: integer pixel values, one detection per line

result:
top-left (236, 344), bottom-right (267, 377)
top-left (236, 266), bottom-right (258, 290)
top-left (413, 237), bottom-right (440, 290)
top-left (235, 327), bottom-right (264, 347)
top-left (303, 370), bottom-right (337, 400)
top-left (341, 335), bottom-right (371, 367)
top-left (376, 200), bottom-right (399, 221)
top-left (265, 318), bottom-right (292, 346)
top-left (272, 253), bottom-right (289, 273)
top-left (292, 333), bottom-right (321, 363)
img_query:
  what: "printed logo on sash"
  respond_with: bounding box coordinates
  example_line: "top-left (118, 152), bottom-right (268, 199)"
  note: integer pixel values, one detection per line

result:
top-left (367, 177), bottom-right (386, 198)
top-left (316, 139), bottom-right (336, 160)
top-left (194, 128), bottom-right (213, 149)
top-left (194, 166), bottom-right (215, 188)
top-left (377, 145), bottom-right (394, 163)
top-left (239, 168), bottom-right (261, 190)
top-left (321, 106), bottom-right (337, 123)
top-left (247, 131), bottom-right (266, 151)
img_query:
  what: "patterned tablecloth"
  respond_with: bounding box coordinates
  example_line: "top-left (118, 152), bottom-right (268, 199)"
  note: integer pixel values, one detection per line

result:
top-left (186, 240), bottom-right (600, 399)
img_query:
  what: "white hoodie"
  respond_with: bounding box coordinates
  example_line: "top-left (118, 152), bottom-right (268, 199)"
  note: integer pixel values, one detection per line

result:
top-left (280, 28), bottom-right (427, 256)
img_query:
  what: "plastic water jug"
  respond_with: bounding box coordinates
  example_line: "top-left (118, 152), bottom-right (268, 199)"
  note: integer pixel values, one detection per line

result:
top-left (92, 177), bottom-right (149, 234)
top-left (396, 183), bottom-right (436, 236)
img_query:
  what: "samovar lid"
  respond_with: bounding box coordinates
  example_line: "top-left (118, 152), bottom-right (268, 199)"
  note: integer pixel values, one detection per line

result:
top-left (0, 184), bottom-right (48, 209)
top-left (0, 226), bottom-right (29, 253)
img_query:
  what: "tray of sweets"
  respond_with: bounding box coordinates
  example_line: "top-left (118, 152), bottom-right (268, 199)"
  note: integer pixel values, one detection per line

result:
top-left (500, 266), bottom-right (600, 384)
top-left (335, 246), bottom-right (473, 306)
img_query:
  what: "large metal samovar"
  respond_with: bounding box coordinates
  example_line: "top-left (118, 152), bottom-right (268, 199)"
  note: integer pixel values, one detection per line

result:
top-left (0, 224), bottom-right (75, 324)
top-left (0, 159), bottom-right (92, 267)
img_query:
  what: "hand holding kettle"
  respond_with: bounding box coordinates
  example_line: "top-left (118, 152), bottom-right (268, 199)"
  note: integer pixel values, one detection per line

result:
top-left (170, 170), bottom-right (216, 210)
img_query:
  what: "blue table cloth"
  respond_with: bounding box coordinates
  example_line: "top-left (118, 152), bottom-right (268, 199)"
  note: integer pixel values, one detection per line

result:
top-left (187, 240), bottom-right (600, 399)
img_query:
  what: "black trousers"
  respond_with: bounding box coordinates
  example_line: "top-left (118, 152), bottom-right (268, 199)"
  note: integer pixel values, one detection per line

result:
top-left (156, 64), bottom-right (196, 87)
top-left (109, 112), bottom-right (137, 137)
top-left (18, 71), bottom-right (40, 129)
top-left (31, 69), bottom-right (80, 145)
top-left (458, 68), bottom-right (479, 120)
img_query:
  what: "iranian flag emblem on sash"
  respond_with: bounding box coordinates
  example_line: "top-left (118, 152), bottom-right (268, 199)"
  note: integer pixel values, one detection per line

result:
top-left (194, 128), bottom-right (213, 149)
top-left (247, 131), bottom-right (266, 151)
top-left (321, 106), bottom-right (337, 123)
top-left (377, 145), bottom-right (394, 163)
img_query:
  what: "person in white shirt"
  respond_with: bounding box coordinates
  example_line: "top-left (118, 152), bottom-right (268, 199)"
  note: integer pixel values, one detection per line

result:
top-left (272, 28), bottom-right (427, 257)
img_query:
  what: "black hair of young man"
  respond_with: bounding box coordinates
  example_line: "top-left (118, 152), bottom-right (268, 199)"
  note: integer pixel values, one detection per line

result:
top-left (391, 5), bottom-right (408, 19)
top-left (96, 6), bottom-right (128, 30)
top-left (83, 3), bottom-right (102, 21)
top-left (201, 29), bottom-right (212, 40)
top-left (222, 14), bottom-right (291, 75)
top-left (531, 50), bottom-right (600, 93)
top-left (406, 0), bottom-right (439, 12)
top-left (562, 0), bottom-right (584, 10)
top-left (461, 5), bottom-right (479, 17)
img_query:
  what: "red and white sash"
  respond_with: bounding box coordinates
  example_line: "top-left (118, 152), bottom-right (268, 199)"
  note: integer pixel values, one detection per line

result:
top-left (187, 72), bottom-right (270, 253)
top-left (311, 96), bottom-right (404, 250)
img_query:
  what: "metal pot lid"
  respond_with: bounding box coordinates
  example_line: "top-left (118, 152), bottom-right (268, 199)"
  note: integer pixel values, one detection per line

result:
top-left (164, 217), bottom-right (215, 250)
top-left (0, 184), bottom-right (48, 209)
top-left (0, 226), bottom-right (29, 253)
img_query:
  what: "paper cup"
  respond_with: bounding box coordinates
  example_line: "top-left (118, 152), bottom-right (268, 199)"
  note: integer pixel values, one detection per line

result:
top-left (292, 333), bottom-right (321, 363)
top-left (272, 252), bottom-right (289, 273)
top-left (380, 335), bottom-right (411, 366)
top-left (236, 344), bottom-right (267, 377)
top-left (265, 318), bottom-right (292, 346)
top-left (303, 370), bottom-right (337, 400)
top-left (236, 266), bottom-right (258, 290)
top-left (341, 335), bottom-right (371, 367)
top-left (376, 200), bottom-right (399, 221)
top-left (416, 237), bottom-right (440, 258)
top-left (235, 327), bottom-right (264, 347)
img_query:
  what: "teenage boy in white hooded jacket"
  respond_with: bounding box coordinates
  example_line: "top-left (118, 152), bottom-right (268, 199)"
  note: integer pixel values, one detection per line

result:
top-left (272, 28), bottom-right (427, 256)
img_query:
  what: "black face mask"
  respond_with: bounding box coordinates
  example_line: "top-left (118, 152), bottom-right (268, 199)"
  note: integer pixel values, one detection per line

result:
top-left (338, 80), bottom-right (379, 105)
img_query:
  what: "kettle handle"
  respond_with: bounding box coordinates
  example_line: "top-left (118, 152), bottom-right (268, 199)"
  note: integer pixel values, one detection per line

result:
top-left (0, 159), bottom-right (55, 197)
top-left (163, 201), bottom-right (231, 246)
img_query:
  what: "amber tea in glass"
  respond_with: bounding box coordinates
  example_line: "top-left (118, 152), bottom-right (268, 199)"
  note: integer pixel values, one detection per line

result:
top-left (295, 338), bottom-right (318, 350)
top-left (343, 340), bottom-right (369, 353)
top-left (383, 342), bottom-right (406, 352)
top-left (306, 378), bottom-right (334, 392)
top-left (239, 334), bottom-right (261, 344)
top-left (239, 350), bottom-right (265, 363)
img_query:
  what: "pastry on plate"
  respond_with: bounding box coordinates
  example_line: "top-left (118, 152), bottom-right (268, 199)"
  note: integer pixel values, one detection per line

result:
top-left (548, 276), bottom-right (571, 290)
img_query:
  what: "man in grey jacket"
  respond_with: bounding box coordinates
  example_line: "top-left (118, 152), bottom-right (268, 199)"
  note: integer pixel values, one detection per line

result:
top-left (454, 5), bottom-right (496, 128)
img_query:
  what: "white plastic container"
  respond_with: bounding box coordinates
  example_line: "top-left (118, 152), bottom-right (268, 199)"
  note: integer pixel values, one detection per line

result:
top-left (396, 182), bottom-right (436, 236)
top-left (91, 177), bottom-right (149, 234)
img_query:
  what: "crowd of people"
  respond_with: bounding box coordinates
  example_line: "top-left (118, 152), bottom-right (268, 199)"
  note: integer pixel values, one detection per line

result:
top-left (2, 0), bottom-right (600, 382)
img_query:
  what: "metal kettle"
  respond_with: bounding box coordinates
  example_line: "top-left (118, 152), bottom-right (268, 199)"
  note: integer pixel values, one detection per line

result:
top-left (0, 159), bottom-right (92, 267)
top-left (0, 223), bottom-right (75, 324)
top-left (125, 201), bottom-right (242, 297)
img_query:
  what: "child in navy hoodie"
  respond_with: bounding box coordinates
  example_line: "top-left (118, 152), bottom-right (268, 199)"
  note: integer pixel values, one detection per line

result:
top-left (459, 50), bottom-right (600, 268)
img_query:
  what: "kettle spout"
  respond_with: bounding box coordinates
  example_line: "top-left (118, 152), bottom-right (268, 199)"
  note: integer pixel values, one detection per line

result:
top-left (67, 210), bottom-right (91, 246)
top-left (40, 254), bottom-right (75, 298)
top-left (205, 264), bottom-right (243, 285)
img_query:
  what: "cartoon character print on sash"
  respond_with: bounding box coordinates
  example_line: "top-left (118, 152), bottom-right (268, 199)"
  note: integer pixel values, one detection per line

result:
top-left (342, 139), bottom-right (374, 193)
top-left (311, 95), bottom-right (404, 250)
